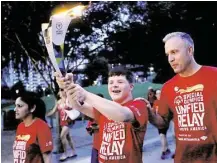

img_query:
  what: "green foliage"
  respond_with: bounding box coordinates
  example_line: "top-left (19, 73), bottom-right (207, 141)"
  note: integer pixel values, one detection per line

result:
top-left (2, 1), bottom-right (217, 84)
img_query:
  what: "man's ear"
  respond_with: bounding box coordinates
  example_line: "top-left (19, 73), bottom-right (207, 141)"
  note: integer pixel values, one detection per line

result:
top-left (188, 46), bottom-right (194, 56)
top-left (30, 105), bottom-right (36, 113)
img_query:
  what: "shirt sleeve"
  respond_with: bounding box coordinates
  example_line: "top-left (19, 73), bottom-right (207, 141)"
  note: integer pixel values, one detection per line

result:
top-left (127, 100), bottom-right (148, 128)
top-left (37, 121), bottom-right (53, 153)
top-left (158, 85), bottom-right (173, 124)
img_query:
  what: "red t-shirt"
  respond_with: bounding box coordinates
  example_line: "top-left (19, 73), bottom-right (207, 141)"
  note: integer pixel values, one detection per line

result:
top-left (153, 99), bottom-right (160, 114)
top-left (13, 118), bottom-right (53, 163)
top-left (58, 104), bottom-right (72, 126)
top-left (94, 99), bottom-right (148, 163)
top-left (158, 66), bottom-right (217, 163)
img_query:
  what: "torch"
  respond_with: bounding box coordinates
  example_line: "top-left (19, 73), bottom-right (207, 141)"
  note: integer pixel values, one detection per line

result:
top-left (41, 4), bottom-right (88, 76)
top-left (41, 4), bottom-right (89, 120)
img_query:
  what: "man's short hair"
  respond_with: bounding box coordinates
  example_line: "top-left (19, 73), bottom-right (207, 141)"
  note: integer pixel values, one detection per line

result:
top-left (162, 32), bottom-right (194, 52)
top-left (109, 66), bottom-right (134, 83)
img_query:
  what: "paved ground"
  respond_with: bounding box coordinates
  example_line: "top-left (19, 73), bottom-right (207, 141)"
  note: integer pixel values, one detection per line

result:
top-left (1, 120), bottom-right (176, 163)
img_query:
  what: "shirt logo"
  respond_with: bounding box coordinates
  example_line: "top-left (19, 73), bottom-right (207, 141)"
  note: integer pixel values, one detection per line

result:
top-left (174, 84), bottom-right (204, 94)
top-left (16, 135), bottom-right (30, 141)
top-left (200, 136), bottom-right (207, 141)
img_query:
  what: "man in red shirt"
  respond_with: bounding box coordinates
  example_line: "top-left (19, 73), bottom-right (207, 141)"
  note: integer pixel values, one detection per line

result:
top-left (55, 66), bottom-right (148, 163)
top-left (147, 32), bottom-right (217, 163)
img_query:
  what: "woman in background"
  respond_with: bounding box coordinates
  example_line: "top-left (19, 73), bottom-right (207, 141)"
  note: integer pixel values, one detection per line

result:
top-left (13, 91), bottom-right (53, 163)
top-left (47, 89), bottom-right (77, 161)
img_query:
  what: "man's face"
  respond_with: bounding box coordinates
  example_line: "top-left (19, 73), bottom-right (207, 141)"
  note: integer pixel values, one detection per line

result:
top-left (164, 37), bottom-right (193, 74)
top-left (14, 97), bottom-right (31, 120)
top-left (108, 75), bottom-right (133, 103)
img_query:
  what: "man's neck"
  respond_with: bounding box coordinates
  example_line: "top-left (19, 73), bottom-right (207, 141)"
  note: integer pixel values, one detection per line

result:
top-left (179, 60), bottom-right (201, 77)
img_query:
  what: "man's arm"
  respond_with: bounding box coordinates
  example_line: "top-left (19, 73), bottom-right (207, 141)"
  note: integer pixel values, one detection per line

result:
top-left (147, 105), bottom-right (171, 129)
top-left (135, 97), bottom-right (171, 129)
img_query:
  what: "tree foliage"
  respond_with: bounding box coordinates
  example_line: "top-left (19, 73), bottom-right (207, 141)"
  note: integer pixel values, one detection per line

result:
top-left (2, 1), bottom-right (217, 84)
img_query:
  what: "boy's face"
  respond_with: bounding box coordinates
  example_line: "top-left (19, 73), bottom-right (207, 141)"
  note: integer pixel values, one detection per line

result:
top-left (108, 75), bottom-right (133, 103)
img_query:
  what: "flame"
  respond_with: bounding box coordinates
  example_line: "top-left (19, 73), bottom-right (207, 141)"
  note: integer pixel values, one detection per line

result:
top-left (67, 5), bottom-right (87, 17)
top-left (52, 5), bottom-right (87, 18)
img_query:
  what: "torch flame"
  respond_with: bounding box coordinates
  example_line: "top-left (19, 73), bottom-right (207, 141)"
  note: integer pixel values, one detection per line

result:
top-left (51, 5), bottom-right (87, 18)
top-left (67, 5), bottom-right (86, 17)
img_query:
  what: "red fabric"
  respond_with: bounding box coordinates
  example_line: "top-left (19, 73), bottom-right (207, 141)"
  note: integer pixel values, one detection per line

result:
top-left (13, 118), bottom-right (53, 163)
top-left (58, 104), bottom-right (72, 126)
top-left (158, 66), bottom-right (217, 163)
top-left (153, 99), bottom-right (160, 114)
top-left (94, 100), bottom-right (148, 163)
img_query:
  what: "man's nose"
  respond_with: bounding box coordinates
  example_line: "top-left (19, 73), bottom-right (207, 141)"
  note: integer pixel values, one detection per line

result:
top-left (168, 54), bottom-right (175, 63)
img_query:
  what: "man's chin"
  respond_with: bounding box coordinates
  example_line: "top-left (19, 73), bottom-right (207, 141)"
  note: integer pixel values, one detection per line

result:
top-left (173, 68), bottom-right (180, 74)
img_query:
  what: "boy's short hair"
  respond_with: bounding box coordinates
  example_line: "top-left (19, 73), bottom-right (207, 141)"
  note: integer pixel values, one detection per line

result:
top-left (108, 66), bottom-right (134, 83)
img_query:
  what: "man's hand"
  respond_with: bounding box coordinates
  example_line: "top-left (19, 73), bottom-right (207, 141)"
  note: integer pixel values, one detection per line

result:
top-left (134, 97), bottom-right (152, 110)
top-left (65, 83), bottom-right (87, 108)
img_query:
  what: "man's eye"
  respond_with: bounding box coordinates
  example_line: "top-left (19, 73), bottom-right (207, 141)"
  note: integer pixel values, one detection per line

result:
top-left (171, 50), bottom-right (178, 55)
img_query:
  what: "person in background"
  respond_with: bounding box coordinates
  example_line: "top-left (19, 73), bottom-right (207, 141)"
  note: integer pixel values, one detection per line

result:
top-left (153, 89), bottom-right (171, 159)
top-left (147, 88), bottom-right (157, 107)
top-left (13, 91), bottom-right (53, 163)
top-left (86, 93), bottom-right (104, 163)
top-left (47, 89), bottom-right (77, 161)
